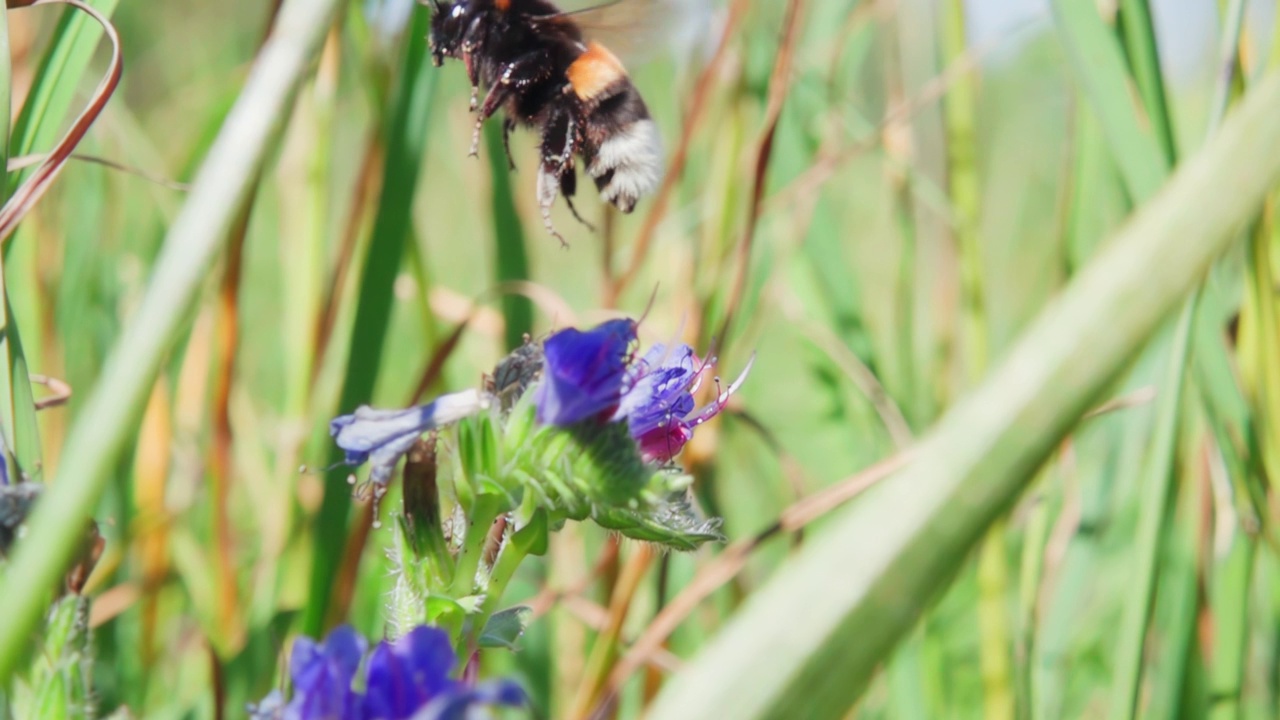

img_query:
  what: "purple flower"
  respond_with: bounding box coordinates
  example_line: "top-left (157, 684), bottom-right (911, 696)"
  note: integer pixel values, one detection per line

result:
top-left (535, 320), bottom-right (752, 463)
top-left (361, 626), bottom-right (458, 719)
top-left (620, 344), bottom-right (753, 463)
top-left (533, 319), bottom-right (636, 425)
top-left (331, 389), bottom-right (487, 484)
top-left (252, 625), bottom-right (524, 720)
top-left (284, 626), bottom-right (366, 720)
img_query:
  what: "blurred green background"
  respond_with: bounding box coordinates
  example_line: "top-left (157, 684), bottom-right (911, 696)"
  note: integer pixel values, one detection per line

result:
top-left (3, 0), bottom-right (1280, 717)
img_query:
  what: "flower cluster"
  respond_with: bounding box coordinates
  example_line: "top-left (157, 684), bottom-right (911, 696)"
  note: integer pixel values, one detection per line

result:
top-left (535, 320), bottom-right (752, 463)
top-left (250, 625), bottom-right (523, 720)
top-left (330, 318), bottom-right (750, 478)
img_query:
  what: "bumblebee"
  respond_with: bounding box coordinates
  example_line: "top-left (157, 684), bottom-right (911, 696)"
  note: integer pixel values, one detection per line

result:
top-left (429, 0), bottom-right (664, 244)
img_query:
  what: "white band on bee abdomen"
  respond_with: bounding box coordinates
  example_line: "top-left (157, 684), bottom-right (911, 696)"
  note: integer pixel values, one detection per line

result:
top-left (589, 119), bottom-right (663, 213)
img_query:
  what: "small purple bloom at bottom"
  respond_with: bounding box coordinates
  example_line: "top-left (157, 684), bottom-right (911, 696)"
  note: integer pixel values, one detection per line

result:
top-left (284, 626), bottom-right (367, 720)
top-left (251, 625), bottom-right (524, 720)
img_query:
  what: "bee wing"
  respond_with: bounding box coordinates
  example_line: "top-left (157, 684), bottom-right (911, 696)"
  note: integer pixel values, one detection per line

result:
top-left (537, 0), bottom-right (716, 68)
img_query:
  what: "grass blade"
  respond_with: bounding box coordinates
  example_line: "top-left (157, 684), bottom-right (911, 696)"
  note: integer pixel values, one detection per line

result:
top-left (1051, 0), bottom-right (1168, 200)
top-left (1107, 300), bottom-right (1191, 720)
top-left (301, 5), bottom-right (437, 635)
top-left (483, 120), bottom-right (531, 351)
top-left (0, 2), bottom-right (39, 483)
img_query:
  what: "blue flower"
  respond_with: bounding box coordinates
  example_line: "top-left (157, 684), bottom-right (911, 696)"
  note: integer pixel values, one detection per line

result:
top-left (533, 319), bottom-right (636, 426)
top-left (284, 626), bottom-right (366, 720)
top-left (361, 626), bottom-right (458, 719)
top-left (534, 320), bottom-right (753, 463)
top-left (252, 625), bottom-right (525, 720)
top-left (331, 389), bottom-right (487, 484)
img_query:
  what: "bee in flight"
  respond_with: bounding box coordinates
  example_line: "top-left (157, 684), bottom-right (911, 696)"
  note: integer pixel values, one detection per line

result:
top-left (428, 0), bottom-right (664, 245)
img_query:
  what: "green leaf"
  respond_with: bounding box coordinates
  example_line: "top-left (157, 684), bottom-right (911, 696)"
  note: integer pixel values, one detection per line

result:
top-left (479, 606), bottom-right (532, 650)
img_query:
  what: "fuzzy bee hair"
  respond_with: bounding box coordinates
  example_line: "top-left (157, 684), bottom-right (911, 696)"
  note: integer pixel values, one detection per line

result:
top-left (429, 0), bottom-right (664, 244)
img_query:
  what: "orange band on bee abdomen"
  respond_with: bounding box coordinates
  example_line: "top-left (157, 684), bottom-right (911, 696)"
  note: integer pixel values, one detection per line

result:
top-left (495, 0), bottom-right (510, 10)
top-left (566, 42), bottom-right (627, 102)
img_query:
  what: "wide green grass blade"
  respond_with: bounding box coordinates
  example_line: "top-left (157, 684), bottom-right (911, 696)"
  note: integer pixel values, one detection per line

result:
top-left (301, 4), bottom-right (437, 636)
top-left (1108, 299), bottom-right (1191, 720)
top-left (0, 0), bottom-right (342, 683)
top-left (1056, 3), bottom-right (1202, 716)
top-left (644, 71), bottom-right (1280, 720)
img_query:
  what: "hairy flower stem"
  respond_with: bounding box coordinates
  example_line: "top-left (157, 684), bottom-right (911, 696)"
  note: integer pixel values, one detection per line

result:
top-left (447, 494), bottom-right (507, 603)
top-left (475, 514), bottom-right (546, 630)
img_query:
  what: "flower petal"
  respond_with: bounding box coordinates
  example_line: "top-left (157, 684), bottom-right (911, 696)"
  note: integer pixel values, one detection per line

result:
top-left (362, 627), bottom-right (459, 719)
top-left (534, 319), bottom-right (636, 426)
top-left (411, 679), bottom-right (526, 720)
top-left (330, 389), bottom-right (486, 484)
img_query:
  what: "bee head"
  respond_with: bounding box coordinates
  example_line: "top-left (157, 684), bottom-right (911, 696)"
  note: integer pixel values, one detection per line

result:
top-left (428, 0), bottom-right (468, 67)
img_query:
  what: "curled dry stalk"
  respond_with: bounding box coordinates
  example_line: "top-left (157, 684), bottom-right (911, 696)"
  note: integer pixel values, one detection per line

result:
top-left (7, 152), bottom-right (189, 191)
top-left (29, 373), bottom-right (71, 410)
top-left (715, 0), bottom-right (806, 355)
top-left (0, 0), bottom-right (123, 244)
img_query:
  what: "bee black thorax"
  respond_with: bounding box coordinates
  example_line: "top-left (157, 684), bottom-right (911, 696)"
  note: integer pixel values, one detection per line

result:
top-left (429, 0), bottom-right (664, 243)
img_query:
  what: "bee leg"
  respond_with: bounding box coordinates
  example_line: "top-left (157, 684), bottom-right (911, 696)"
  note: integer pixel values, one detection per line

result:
top-left (536, 164), bottom-right (567, 248)
top-left (537, 108), bottom-right (576, 247)
top-left (469, 83), bottom-right (511, 157)
top-left (562, 186), bottom-right (595, 233)
top-left (555, 114), bottom-right (593, 231)
top-left (502, 117), bottom-right (518, 172)
top-left (466, 51), bottom-right (554, 157)
top-left (462, 54), bottom-right (480, 111)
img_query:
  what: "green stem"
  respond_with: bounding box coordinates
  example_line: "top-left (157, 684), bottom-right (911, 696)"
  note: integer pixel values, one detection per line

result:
top-left (483, 120), bottom-right (531, 352)
top-left (474, 516), bottom-right (544, 636)
top-left (448, 495), bottom-right (505, 601)
top-left (1016, 481), bottom-right (1050, 720)
top-left (1207, 524), bottom-right (1255, 720)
